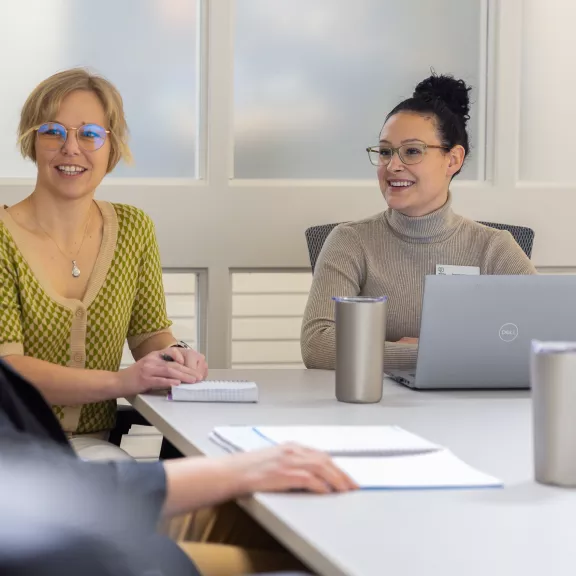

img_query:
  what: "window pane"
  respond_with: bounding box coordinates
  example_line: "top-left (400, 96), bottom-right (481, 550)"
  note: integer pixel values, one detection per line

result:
top-left (234, 0), bottom-right (483, 180)
top-left (0, 0), bottom-right (198, 178)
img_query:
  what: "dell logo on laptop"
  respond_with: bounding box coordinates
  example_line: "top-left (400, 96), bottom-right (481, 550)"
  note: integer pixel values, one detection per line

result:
top-left (499, 323), bottom-right (519, 342)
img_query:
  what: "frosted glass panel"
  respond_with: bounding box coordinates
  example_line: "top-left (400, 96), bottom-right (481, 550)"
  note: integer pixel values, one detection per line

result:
top-left (234, 0), bottom-right (484, 180)
top-left (0, 0), bottom-right (198, 178)
top-left (520, 0), bottom-right (575, 182)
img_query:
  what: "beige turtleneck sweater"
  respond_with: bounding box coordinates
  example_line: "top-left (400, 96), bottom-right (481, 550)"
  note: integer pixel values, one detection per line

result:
top-left (301, 197), bottom-right (537, 371)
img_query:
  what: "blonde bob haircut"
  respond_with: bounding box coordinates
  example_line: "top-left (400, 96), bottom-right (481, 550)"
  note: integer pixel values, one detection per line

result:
top-left (19, 68), bottom-right (132, 173)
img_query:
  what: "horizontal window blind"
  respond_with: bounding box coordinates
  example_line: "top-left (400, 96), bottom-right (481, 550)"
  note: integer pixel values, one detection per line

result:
top-left (231, 272), bottom-right (312, 368)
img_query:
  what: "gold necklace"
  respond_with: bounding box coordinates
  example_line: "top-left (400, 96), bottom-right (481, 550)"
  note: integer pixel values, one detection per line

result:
top-left (29, 196), bottom-right (93, 279)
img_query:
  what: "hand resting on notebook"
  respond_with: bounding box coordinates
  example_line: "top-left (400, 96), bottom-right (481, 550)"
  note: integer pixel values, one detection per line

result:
top-left (163, 442), bottom-right (359, 516)
top-left (117, 348), bottom-right (205, 396)
top-left (180, 347), bottom-right (209, 381)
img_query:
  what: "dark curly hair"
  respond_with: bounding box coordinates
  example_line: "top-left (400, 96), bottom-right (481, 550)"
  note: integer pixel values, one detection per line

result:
top-left (385, 72), bottom-right (472, 176)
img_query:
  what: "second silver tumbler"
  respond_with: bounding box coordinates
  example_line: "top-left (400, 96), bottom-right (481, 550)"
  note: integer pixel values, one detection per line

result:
top-left (532, 340), bottom-right (576, 487)
top-left (333, 296), bottom-right (387, 403)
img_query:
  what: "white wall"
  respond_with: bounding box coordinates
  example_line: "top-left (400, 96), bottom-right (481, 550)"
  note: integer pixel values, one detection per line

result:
top-left (519, 0), bottom-right (576, 183)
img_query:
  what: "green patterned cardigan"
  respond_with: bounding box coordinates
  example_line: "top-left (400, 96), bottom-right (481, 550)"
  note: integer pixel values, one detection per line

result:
top-left (0, 202), bottom-right (172, 434)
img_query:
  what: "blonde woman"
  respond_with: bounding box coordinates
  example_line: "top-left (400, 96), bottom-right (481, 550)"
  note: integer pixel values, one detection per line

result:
top-left (0, 69), bottom-right (208, 456)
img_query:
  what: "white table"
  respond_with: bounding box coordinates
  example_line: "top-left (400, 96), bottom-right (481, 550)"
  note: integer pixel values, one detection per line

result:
top-left (130, 369), bottom-right (575, 576)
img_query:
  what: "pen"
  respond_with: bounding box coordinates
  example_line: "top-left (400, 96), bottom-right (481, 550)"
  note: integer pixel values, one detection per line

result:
top-left (162, 353), bottom-right (197, 388)
top-left (162, 353), bottom-right (176, 399)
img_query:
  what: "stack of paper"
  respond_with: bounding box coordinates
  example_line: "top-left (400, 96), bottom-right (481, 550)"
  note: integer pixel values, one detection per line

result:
top-left (210, 425), bottom-right (502, 490)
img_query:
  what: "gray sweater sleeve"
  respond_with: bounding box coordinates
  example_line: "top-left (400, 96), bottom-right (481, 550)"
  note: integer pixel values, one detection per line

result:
top-left (0, 428), bottom-right (167, 533)
top-left (94, 460), bottom-right (168, 528)
top-left (484, 230), bottom-right (538, 275)
top-left (0, 431), bottom-right (202, 576)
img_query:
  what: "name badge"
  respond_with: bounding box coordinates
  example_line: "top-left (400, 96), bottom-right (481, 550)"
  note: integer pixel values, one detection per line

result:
top-left (436, 264), bottom-right (480, 276)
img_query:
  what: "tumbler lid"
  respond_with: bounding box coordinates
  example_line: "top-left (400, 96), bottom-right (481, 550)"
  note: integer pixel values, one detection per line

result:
top-left (332, 296), bottom-right (387, 303)
top-left (532, 340), bottom-right (576, 354)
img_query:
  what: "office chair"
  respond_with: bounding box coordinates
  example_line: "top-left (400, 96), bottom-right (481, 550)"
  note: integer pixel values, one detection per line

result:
top-left (304, 221), bottom-right (535, 273)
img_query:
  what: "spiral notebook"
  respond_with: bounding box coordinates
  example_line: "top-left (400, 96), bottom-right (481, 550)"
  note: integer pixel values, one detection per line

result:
top-left (170, 381), bottom-right (258, 403)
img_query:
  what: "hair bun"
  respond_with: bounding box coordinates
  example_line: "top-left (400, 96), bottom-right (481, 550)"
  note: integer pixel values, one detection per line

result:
top-left (413, 73), bottom-right (471, 123)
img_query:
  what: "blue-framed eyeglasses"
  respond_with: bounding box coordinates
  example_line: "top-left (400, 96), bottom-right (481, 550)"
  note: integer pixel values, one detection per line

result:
top-left (33, 122), bottom-right (111, 152)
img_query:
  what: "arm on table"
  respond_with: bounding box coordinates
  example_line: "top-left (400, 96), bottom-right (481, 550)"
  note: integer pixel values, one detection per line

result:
top-left (3, 356), bottom-right (122, 405)
top-left (5, 347), bottom-right (205, 405)
top-left (161, 444), bottom-right (358, 518)
top-left (1, 430), bottom-right (357, 532)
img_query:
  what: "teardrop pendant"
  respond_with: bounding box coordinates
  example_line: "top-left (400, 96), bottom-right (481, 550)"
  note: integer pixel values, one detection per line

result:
top-left (72, 260), bottom-right (81, 278)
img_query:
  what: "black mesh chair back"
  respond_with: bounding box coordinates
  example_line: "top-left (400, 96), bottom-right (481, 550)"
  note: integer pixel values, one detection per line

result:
top-left (476, 221), bottom-right (535, 259)
top-left (305, 221), bottom-right (535, 273)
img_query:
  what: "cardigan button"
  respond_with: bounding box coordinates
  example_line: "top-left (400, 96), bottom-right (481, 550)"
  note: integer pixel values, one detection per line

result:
top-left (75, 309), bottom-right (84, 319)
top-left (74, 352), bottom-right (84, 363)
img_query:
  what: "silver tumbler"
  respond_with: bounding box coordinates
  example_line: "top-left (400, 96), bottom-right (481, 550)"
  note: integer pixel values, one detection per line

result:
top-left (333, 296), bottom-right (387, 403)
top-left (531, 340), bottom-right (576, 487)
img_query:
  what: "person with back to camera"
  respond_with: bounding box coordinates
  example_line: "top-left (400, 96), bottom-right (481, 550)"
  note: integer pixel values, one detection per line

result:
top-left (301, 73), bottom-right (536, 372)
top-left (0, 356), bottom-right (357, 576)
top-left (0, 68), bottom-right (208, 459)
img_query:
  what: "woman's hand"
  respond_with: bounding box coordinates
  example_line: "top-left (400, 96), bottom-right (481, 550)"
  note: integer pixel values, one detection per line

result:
top-left (117, 347), bottom-right (204, 396)
top-left (225, 444), bottom-right (359, 495)
top-left (162, 443), bottom-right (359, 516)
top-left (181, 348), bottom-right (209, 381)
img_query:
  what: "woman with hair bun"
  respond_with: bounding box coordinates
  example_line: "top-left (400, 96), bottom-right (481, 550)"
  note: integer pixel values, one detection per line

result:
top-left (302, 73), bottom-right (536, 372)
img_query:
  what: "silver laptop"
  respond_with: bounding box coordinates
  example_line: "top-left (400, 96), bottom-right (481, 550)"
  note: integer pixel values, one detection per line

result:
top-left (387, 275), bottom-right (576, 389)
